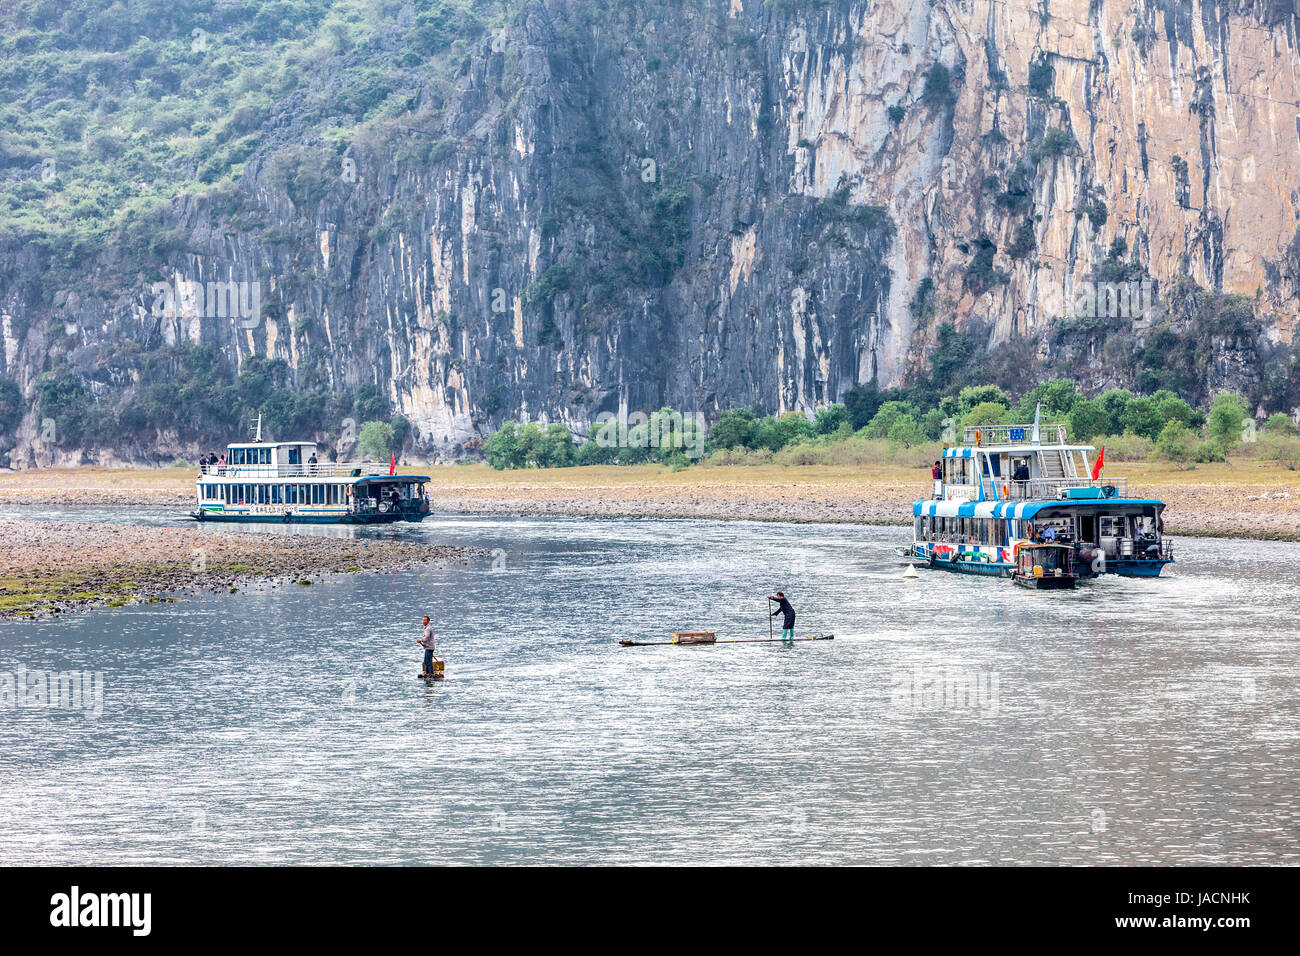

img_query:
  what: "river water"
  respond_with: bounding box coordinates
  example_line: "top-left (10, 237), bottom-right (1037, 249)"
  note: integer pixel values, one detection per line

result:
top-left (1, 509), bottom-right (1297, 865)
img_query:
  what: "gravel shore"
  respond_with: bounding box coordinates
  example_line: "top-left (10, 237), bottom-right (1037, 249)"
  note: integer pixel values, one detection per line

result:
top-left (423, 478), bottom-right (1300, 538)
top-left (0, 518), bottom-right (487, 619)
top-left (2, 464), bottom-right (1299, 540)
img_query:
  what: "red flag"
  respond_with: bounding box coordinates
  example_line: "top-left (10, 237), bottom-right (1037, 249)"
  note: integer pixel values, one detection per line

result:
top-left (1091, 445), bottom-right (1105, 481)
top-left (388, 453), bottom-right (396, 476)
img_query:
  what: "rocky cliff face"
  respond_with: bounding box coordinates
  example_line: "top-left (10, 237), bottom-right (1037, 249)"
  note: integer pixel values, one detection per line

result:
top-left (4, 0), bottom-right (1300, 463)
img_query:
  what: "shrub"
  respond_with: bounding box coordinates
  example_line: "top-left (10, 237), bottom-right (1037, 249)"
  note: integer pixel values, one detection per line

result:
top-left (1263, 413), bottom-right (1299, 436)
top-left (1097, 431), bottom-right (1155, 462)
top-left (1260, 432), bottom-right (1300, 469)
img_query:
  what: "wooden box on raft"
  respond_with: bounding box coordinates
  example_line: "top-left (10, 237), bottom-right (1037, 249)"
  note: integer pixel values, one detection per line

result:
top-left (670, 632), bottom-right (717, 645)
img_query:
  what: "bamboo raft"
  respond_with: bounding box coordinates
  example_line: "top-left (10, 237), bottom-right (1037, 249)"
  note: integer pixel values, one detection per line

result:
top-left (619, 633), bottom-right (834, 647)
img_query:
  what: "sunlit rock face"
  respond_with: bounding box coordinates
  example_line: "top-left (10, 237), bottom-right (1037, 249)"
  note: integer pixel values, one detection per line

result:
top-left (3, 0), bottom-right (1300, 461)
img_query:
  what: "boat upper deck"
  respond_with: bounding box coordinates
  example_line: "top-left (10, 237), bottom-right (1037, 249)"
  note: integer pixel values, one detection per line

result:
top-left (199, 440), bottom-right (422, 481)
top-left (927, 422), bottom-right (1130, 505)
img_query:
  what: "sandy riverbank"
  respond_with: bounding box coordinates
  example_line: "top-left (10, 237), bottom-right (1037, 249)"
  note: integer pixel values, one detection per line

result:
top-left (2, 460), bottom-right (1299, 539)
top-left (0, 518), bottom-right (487, 619)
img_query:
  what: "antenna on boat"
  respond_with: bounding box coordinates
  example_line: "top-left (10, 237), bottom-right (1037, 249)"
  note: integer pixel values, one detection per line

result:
top-left (1031, 403), bottom-right (1042, 444)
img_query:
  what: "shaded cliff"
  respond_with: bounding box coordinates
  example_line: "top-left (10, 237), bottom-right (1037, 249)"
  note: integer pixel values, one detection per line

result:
top-left (3, 0), bottom-right (1300, 463)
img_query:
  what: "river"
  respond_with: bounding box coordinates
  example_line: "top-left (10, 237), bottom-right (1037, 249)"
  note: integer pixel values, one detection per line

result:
top-left (1, 509), bottom-right (1297, 864)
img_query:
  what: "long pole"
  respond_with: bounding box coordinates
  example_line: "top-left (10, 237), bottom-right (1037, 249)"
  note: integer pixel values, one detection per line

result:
top-left (767, 597), bottom-right (773, 641)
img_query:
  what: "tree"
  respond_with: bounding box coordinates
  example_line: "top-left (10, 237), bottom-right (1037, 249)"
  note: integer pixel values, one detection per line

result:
top-left (1013, 380), bottom-right (1080, 421)
top-left (864, 401), bottom-right (917, 439)
top-left (539, 423), bottom-right (575, 467)
top-left (1207, 392), bottom-right (1250, 455)
top-left (1155, 420), bottom-right (1195, 468)
top-left (1151, 390), bottom-right (1200, 430)
top-left (1097, 388), bottom-right (1133, 435)
top-left (887, 414), bottom-right (926, 447)
top-left (961, 401), bottom-right (1010, 428)
top-left (485, 421), bottom-right (523, 469)
top-left (814, 403), bottom-right (850, 435)
top-left (1068, 398), bottom-right (1109, 441)
top-left (708, 409), bottom-right (759, 450)
top-left (1120, 397), bottom-right (1164, 440)
top-left (357, 420), bottom-right (395, 459)
top-left (957, 385), bottom-right (1010, 415)
top-left (0, 378), bottom-right (22, 434)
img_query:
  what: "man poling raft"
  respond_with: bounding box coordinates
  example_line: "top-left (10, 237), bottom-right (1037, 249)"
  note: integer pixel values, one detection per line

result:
top-left (619, 591), bottom-right (832, 646)
top-left (767, 591), bottom-right (796, 642)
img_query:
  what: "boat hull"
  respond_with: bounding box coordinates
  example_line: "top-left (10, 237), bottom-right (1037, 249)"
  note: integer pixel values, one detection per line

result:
top-left (193, 510), bottom-right (428, 524)
top-left (1012, 574), bottom-right (1077, 590)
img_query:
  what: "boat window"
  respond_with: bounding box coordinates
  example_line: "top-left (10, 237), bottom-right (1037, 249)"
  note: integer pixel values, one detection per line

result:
top-left (288, 447), bottom-right (300, 465)
top-left (1100, 515), bottom-right (1124, 537)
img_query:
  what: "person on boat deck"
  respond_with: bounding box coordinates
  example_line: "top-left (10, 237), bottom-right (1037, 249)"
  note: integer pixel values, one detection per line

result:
top-left (1012, 460), bottom-right (1030, 482)
top-left (931, 461), bottom-right (941, 480)
top-left (1040, 525), bottom-right (1057, 542)
top-left (416, 616), bottom-right (437, 676)
top-left (217, 454), bottom-right (226, 474)
top-left (308, 452), bottom-right (318, 474)
top-left (390, 489), bottom-right (402, 510)
top-left (768, 592), bottom-right (796, 641)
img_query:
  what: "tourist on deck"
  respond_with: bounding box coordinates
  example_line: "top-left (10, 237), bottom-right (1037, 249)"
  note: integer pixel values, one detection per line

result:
top-left (308, 453), bottom-right (318, 475)
top-left (217, 454), bottom-right (226, 475)
top-left (768, 592), bottom-right (796, 641)
top-left (931, 460), bottom-right (943, 499)
top-left (416, 616), bottom-right (437, 677)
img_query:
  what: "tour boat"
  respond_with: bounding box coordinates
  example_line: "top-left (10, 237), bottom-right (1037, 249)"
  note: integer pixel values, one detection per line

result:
top-left (901, 414), bottom-right (1173, 579)
top-left (192, 421), bottom-right (430, 524)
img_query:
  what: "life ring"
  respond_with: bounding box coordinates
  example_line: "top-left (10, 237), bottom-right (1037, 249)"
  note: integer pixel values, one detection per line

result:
top-left (1025, 521), bottom-right (1035, 539)
top-left (346, 486), bottom-right (354, 498)
top-left (1001, 482), bottom-right (1009, 497)
top-left (378, 501), bottom-right (390, 513)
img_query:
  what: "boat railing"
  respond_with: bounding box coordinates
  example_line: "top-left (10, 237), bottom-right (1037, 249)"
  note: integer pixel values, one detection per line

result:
top-left (198, 461), bottom-right (393, 479)
top-left (997, 476), bottom-right (1129, 500)
top-left (963, 423), bottom-right (1069, 446)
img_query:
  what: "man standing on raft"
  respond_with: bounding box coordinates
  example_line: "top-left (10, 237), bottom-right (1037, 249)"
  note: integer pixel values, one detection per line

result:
top-left (768, 592), bottom-right (796, 641)
top-left (416, 615), bottom-right (438, 677)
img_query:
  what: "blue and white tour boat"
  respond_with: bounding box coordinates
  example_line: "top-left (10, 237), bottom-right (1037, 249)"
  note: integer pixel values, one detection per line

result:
top-left (902, 415), bottom-right (1173, 579)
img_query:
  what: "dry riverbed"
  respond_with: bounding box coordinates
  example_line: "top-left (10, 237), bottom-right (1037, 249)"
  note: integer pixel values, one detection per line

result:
top-left (2, 459), bottom-right (1299, 542)
top-left (0, 518), bottom-right (487, 619)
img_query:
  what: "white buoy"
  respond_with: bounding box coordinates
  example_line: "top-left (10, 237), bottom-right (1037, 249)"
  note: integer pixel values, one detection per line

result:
top-left (903, 565), bottom-right (919, 579)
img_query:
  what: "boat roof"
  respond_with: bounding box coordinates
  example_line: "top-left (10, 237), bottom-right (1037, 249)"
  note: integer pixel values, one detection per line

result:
top-left (943, 444), bottom-right (1093, 458)
top-left (913, 499), bottom-right (1164, 518)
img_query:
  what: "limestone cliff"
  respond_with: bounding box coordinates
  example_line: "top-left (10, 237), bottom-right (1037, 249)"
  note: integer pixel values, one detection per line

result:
top-left (3, 0), bottom-right (1299, 463)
